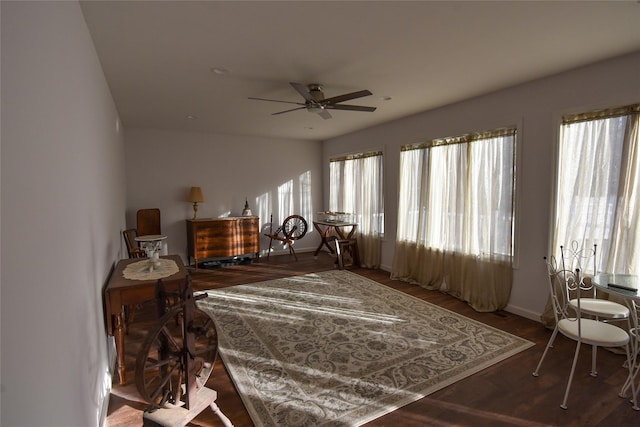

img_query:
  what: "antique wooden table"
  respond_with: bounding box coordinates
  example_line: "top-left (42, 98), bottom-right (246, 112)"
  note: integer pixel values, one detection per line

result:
top-left (104, 254), bottom-right (187, 385)
top-left (313, 220), bottom-right (358, 256)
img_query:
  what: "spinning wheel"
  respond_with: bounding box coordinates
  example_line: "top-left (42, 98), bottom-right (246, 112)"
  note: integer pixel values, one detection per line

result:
top-left (282, 215), bottom-right (308, 240)
top-left (265, 214), bottom-right (308, 260)
top-left (135, 280), bottom-right (218, 411)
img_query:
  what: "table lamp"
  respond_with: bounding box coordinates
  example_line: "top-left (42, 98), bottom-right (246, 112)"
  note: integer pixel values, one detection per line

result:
top-left (187, 186), bottom-right (204, 219)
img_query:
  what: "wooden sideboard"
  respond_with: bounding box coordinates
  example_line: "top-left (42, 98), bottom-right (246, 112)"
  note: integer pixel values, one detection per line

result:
top-left (186, 217), bottom-right (259, 267)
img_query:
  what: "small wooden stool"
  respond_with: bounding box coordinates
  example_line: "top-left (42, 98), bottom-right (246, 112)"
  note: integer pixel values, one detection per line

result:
top-left (329, 236), bottom-right (360, 269)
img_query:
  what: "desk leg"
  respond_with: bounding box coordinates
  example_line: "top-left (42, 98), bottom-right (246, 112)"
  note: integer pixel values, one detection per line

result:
top-left (313, 241), bottom-right (325, 257)
top-left (114, 313), bottom-right (127, 385)
top-left (313, 223), bottom-right (335, 256)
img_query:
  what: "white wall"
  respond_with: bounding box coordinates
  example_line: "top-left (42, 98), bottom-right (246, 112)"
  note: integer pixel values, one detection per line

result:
top-left (1, 2), bottom-right (126, 426)
top-left (323, 51), bottom-right (640, 321)
top-left (124, 128), bottom-right (323, 262)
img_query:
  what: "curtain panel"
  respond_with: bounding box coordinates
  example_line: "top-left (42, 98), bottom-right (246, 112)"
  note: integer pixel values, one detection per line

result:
top-left (329, 151), bottom-right (384, 268)
top-left (552, 104), bottom-right (640, 274)
top-left (542, 104), bottom-right (640, 326)
top-left (392, 128), bottom-right (516, 312)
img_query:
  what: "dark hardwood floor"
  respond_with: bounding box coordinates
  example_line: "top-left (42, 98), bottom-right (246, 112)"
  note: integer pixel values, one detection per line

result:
top-left (107, 252), bottom-right (640, 426)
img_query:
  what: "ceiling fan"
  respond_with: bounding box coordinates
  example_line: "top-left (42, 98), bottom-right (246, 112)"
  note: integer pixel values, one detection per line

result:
top-left (249, 82), bottom-right (376, 120)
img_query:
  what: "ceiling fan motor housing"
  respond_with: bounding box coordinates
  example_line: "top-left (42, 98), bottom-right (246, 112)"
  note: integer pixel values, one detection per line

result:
top-left (308, 84), bottom-right (324, 102)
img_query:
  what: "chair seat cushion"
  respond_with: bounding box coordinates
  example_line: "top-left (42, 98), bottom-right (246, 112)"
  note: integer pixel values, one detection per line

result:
top-left (569, 298), bottom-right (629, 319)
top-left (558, 318), bottom-right (629, 347)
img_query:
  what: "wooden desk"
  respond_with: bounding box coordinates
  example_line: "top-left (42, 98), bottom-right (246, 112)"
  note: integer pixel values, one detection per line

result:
top-left (313, 220), bottom-right (358, 256)
top-left (104, 254), bottom-right (187, 384)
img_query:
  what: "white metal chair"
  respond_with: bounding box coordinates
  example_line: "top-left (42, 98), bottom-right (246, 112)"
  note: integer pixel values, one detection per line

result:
top-left (532, 255), bottom-right (637, 410)
top-left (621, 304), bottom-right (640, 409)
top-left (560, 242), bottom-right (630, 377)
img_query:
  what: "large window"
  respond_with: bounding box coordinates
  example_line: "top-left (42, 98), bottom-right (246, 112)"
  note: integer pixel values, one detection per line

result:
top-left (552, 104), bottom-right (640, 274)
top-left (396, 128), bottom-right (516, 256)
top-left (329, 150), bottom-right (384, 268)
top-left (392, 128), bottom-right (516, 312)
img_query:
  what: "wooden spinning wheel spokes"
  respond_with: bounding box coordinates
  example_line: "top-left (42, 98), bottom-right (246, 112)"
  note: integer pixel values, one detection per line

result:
top-left (282, 214), bottom-right (308, 240)
top-left (135, 305), bottom-right (218, 408)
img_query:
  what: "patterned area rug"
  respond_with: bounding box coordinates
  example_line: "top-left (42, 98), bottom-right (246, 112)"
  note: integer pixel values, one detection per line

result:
top-left (197, 270), bottom-right (533, 427)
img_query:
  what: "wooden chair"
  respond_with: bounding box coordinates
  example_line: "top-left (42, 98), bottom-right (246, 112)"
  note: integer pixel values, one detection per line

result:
top-left (123, 228), bottom-right (146, 258)
top-left (137, 208), bottom-right (161, 236)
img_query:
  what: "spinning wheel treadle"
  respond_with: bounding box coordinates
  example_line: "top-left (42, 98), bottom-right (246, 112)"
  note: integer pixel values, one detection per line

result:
top-left (265, 214), bottom-right (308, 260)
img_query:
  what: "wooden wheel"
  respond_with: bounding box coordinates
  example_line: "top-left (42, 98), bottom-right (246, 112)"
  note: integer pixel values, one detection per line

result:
top-left (135, 305), bottom-right (218, 408)
top-left (282, 214), bottom-right (308, 240)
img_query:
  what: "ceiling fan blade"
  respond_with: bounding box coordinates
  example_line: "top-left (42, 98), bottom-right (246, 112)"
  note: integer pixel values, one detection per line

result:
top-left (322, 90), bottom-right (372, 105)
top-left (325, 104), bottom-right (377, 112)
top-left (272, 106), bottom-right (307, 115)
top-left (317, 109), bottom-right (332, 120)
top-left (290, 82), bottom-right (316, 103)
top-left (248, 97), bottom-right (305, 106)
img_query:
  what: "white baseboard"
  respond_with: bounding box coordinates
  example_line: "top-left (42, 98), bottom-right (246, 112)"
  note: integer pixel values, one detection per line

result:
top-left (261, 246), bottom-right (323, 257)
top-left (99, 337), bottom-right (117, 427)
top-left (372, 267), bottom-right (542, 323)
top-left (503, 304), bottom-right (541, 322)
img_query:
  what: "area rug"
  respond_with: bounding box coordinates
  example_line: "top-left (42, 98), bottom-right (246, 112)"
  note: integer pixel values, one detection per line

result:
top-left (196, 270), bottom-right (534, 427)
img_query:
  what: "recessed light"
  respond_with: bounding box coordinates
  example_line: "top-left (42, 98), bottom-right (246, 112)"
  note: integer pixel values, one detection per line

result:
top-left (211, 67), bottom-right (230, 75)
top-left (186, 115), bottom-right (198, 120)
top-left (379, 96), bottom-right (392, 101)
top-left (304, 126), bottom-right (314, 130)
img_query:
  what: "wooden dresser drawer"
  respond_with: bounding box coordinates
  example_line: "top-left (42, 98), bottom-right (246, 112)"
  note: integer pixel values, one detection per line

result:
top-left (186, 217), bottom-right (259, 265)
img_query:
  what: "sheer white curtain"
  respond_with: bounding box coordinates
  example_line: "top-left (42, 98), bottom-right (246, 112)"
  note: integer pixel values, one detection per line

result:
top-left (329, 151), bottom-right (384, 268)
top-left (553, 105), bottom-right (640, 274)
top-left (392, 129), bottom-right (516, 312)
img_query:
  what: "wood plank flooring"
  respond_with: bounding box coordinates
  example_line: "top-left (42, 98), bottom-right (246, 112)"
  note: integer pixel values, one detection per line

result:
top-left (106, 252), bottom-right (640, 426)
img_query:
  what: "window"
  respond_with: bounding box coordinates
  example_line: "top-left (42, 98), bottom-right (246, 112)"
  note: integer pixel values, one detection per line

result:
top-left (396, 128), bottom-right (516, 257)
top-left (392, 128), bottom-right (516, 312)
top-left (552, 104), bottom-right (640, 274)
top-left (329, 150), bottom-right (384, 268)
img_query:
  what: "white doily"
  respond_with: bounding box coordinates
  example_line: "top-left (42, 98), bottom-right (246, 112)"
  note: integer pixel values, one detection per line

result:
top-left (123, 258), bottom-right (179, 281)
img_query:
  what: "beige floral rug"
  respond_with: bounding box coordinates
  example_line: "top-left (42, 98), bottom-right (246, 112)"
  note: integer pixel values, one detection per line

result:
top-left (197, 270), bottom-right (533, 427)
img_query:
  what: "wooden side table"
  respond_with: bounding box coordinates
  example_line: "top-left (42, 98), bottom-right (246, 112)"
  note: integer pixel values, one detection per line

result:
top-left (104, 254), bottom-right (187, 384)
top-left (313, 220), bottom-right (358, 256)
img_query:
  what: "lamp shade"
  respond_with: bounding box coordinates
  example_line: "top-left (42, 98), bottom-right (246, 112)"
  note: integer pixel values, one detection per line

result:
top-left (187, 186), bottom-right (204, 203)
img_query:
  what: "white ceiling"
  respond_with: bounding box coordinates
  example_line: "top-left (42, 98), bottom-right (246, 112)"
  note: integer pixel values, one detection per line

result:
top-left (80, 1), bottom-right (640, 142)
